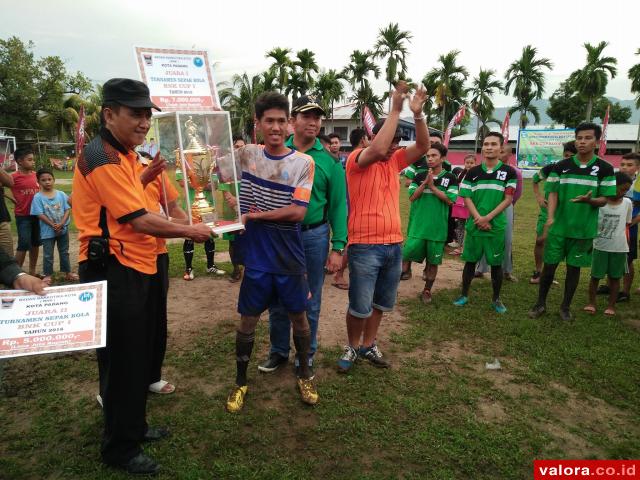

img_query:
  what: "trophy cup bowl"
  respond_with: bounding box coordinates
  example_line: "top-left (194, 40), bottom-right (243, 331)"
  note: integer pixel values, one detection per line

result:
top-left (179, 117), bottom-right (217, 227)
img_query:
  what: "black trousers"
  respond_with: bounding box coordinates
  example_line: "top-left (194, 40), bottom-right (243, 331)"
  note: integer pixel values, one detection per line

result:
top-left (149, 253), bottom-right (169, 384)
top-left (79, 256), bottom-right (155, 465)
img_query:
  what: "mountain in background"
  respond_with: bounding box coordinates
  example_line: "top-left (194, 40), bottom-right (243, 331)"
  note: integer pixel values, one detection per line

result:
top-left (470, 98), bottom-right (640, 129)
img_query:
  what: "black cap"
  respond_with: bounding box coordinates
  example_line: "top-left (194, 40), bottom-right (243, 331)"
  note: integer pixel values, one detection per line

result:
top-left (102, 78), bottom-right (161, 111)
top-left (372, 119), bottom-right (401, 138)
top-left (291, 95), bottom-right (326, 115)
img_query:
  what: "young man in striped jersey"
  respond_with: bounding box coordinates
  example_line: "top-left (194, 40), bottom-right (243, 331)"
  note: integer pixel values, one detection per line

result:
top-left (529, 123), bottom-right (616, 321)
top-left (453, 132), bottom-right (517, 313)
top-left (226, 92), bottom-right (318, 412)
top-left (402, 142), bottom-right (458, 304)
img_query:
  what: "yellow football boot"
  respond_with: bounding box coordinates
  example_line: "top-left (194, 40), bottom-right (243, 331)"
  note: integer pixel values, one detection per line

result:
top-left (297, 377), bottom-right (319, 405)
top-left (225, 385), bottom-right (248, 413)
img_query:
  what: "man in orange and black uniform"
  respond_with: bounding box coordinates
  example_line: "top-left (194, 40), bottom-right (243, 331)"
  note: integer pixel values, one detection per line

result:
top-left (73, 78), bottom-right (211, 475)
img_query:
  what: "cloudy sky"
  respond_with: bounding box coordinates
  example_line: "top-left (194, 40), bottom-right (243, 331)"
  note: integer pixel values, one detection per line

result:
top-left (3, 0), bottom-right (639, 107)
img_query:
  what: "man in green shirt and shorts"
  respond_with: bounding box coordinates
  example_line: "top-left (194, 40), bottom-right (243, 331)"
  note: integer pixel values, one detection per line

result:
top-left (403, 142), bottom-right (458, 304)
top-left (453, 132), bottom-right (517, 313)
top-left (529, 123), bottom-right (616, 321)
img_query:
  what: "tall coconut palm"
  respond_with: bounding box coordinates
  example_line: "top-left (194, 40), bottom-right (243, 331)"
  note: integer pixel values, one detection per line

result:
top-left (265, 47), bottom-right (292, 92)
top-left (504, 45), bottom-right (553, 129)
top-left (629, 48), bottom-right (640, 149)
top-left (508, 91), bottom-right (540, 129)
top-left (374, 22), bottom-right (412, 111)
top-left (469, 68), bottom-right (503, 152)
top-left (294, 49), bottom-right (319, 92)
top-left (423, 50), bottom-right (469, 132)
top-left (342, 49), bottom-right (381, 93)
top-left (285, 70), bottom-right (308, 101)
top-left (571, 41), bottom-right (617, 121)
top-left (313, 69), bottom-right (345, 119)
top-left (350, 84), bottom-right (384, 122)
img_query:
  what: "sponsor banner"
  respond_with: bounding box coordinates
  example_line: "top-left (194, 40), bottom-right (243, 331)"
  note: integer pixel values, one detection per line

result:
top-left (516, 128), bottom-right (575, 170)
top-left (0, 281), bottom-right (107, 358)
top-left (134, 47), bottom-right (220, 112)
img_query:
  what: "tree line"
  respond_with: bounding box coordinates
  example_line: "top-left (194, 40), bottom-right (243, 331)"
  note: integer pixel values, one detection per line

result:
top-left (2, 29), bottom-right (640, 148)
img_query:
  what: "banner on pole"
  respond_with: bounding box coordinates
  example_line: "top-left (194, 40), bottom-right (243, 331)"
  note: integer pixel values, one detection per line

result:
top-left (362, 106), bottom-right (376, 138)
top-left (598, 104), bottom-right (610, 157)
top-left (134, 47), bottom-right (220, 112)
top-left (444, 105), bottom-right (466, 147)
top-left (501, 112), bottom-right (510, 143)
top-left (75, 105), bottom-right (86, 159)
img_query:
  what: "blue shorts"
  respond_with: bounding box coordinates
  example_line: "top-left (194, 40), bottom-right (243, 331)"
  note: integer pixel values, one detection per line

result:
top-left (15, 215), bottom-right (41, 251)
top-left (238, 268), bottom-right (309, 316)
top-left (348, 243), bottom-right (402, 318)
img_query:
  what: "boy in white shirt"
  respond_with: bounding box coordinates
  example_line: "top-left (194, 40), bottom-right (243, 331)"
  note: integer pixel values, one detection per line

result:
top-left (584, 172), bottom-right (633, 316)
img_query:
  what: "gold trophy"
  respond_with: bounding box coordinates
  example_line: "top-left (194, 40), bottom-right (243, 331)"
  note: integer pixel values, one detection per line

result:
top-left (178, 116), bottom-right (217, 227)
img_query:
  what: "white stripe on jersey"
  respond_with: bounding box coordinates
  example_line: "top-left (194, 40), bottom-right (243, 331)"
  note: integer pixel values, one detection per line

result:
top-left (559, 178), bottom-right (599, 187)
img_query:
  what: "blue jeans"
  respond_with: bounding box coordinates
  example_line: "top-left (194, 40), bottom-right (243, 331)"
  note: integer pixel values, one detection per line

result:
top-left (268, 222), bottom-right (329, 364)
top-left (348, 243), bottom-right (402, 318)
top-left (42, 232), bottom-right (70, 275)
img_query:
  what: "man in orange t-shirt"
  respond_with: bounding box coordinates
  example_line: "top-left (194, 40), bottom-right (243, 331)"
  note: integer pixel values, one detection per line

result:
top-left (337, 82), bottom-right (429, 373)
top-left (138, 151), bottom-right (185, 396)
top-left (73, 78), bottom-right (211, 475)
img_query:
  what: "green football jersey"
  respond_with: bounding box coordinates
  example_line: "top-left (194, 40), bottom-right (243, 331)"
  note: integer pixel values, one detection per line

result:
top-left (407, 170), bottom-right (458, 241)
top-left (459, 161), bottom-right (517, 237)
top-left (403, 157), bottom-right (428, 180)
top-left (545, 155), bottom-right (616, 239)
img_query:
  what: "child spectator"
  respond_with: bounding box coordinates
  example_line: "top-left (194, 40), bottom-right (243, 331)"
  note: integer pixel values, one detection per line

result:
top-left (450, 154), bottom-right (476, 255)
top-left (584, 172), bottom-right (633, 316)
top-left (30, 168), bottom-right (77, 283)
top-left (10, 147), bottom-right (41, 276)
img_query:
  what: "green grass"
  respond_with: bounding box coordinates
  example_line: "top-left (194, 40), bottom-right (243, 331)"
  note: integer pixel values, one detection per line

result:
top-left (1, 178), bottom-right (639, 479)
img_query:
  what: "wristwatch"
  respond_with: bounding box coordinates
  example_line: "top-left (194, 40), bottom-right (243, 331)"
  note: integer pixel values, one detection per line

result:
top-left (332, 248), bottom-right (345, 256)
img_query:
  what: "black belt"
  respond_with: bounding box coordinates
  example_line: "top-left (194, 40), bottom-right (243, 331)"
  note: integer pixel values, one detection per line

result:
top-left (301, 220), bottom-right (327, 231)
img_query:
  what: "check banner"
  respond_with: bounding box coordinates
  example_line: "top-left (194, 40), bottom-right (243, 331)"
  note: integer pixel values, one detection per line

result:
top-left (0, 281), bottom-right (107, 359)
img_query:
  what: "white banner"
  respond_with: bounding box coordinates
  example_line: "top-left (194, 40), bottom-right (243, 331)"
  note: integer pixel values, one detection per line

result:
top-left (134, 47), bottom-right (220, 112)
top-left (0, 281), bottom-right (107, 358)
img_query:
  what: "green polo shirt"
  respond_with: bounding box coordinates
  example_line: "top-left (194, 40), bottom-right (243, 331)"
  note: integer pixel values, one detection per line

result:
top-left (285, 136), bottom-right (347, 250)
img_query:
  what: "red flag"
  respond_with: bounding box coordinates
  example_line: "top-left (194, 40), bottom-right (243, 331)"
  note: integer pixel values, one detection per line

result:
top-left (75, 105), bottom-right (86, 159)
top-left (362, 106), bottom-right (376, 138)
top-left (443, 105), bottom-right (466, 147)
top-left (598, 104), bottom-right (610, 157)
top-left (501, 112), bottom-right (510, 143)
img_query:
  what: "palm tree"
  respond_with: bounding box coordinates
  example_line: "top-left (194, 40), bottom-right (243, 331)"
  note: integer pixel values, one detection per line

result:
top-left (571, 41), bottom-right (617, 121)
top-left (350, 84), bottom-right (384, 122)
top-left (285, 70), bottom-right (308, 101)
top-left (374, 22), bottom-right (412, 111)
top-left (294, 49), bottom-right (319, 92)
top-left (504, 45), bottom-right (553, 128)
top-left (220, 72), bottom-right (272, 139)
top-left (423, 50), bottom-right (469, 132)
top-left (265, 47), bottom-right (292, 93)
top-left (342, 50), bottom-right (381, 93)
top-left (313, 69), bottom-right (345, 119)
top-left (628, 48), bottom-right (640, 149)
top-left (469, 69), bottom-right (503, 152)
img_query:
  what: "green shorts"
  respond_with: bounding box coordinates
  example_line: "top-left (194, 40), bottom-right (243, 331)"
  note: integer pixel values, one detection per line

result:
top-left (403, 237), bottom-right (445, 265)
top-left (536, 209), bottom-right (548, 237)
top-left (461, 233), bottom-right (505, 266)
top-left (543, 233), bottom-right (592, 268)
top-left (591, 249), bottom-right (628, 279)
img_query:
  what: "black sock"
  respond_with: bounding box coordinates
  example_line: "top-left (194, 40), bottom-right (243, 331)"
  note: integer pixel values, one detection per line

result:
top-left (491, 266), bottom-right (503, 302)
top-left (235, 330), bottom-right (255, 386)
top-left (205, 238), bottom-right (215, 269)
top-left (537, 263), bottom-right (558, 306)
top-left (461, 262), bottom-right (475, 297)
top-left (562, 266), bottom-right (581, 310)
top-left (293, 330), bottom-right (311, 379)
top-left (183, 239), bottom-right (194, 270)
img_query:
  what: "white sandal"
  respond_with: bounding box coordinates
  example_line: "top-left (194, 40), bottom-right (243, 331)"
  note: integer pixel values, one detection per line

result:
top-left (149, 380), bottom-right (175, 394)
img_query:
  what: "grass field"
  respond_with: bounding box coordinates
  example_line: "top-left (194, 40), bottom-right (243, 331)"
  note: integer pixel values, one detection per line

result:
top-left (1, 177), bottom-right (639, 479)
